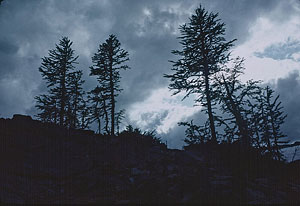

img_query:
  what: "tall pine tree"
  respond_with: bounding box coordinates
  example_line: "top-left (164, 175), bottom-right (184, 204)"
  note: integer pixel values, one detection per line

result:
top-left (35, 37), bottom-right (81, 127)
top-left (164, 5), bottom-right (236, 143)
top-left (90, 34), bottom-right (129, 136)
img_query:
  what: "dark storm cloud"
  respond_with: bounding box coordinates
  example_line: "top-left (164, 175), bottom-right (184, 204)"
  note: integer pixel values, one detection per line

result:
top-left (96, 0), bottom-right (296, 109)
top-left (275, 71), bottom-right (300, 143)
top-left (0, 0), bottom-right (297, 133)
top-left (0, 39), bottom-right (19, 77)
top-left (254, 39), bottom-right (300, 60)
top-left (206, 0), bottom-right (296, 43)
top-left (0, 39), bottom-right (18, 54)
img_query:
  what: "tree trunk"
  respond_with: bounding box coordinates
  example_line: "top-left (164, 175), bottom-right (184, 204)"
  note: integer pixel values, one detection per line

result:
top-left (201, 35), bottom-right (217, 143)
top-left (97, 117), bottom-right (101, 134)
top-left (104, 104), bottom-right (109, 134)
top-left (101, 96), bottom-right (109, 135)
top-left (204, 66), bottom-right (217, 143)
top-left (109, 51), bottom-right (115, 136)
top-left (54, 99), bottom-right (57, 124)
top-left (60, 70), bottom-right (66, 127)
top-left (73, 84), bottom-right (79, 128)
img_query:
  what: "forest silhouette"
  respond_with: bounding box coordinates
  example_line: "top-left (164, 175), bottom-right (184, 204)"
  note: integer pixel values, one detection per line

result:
top-left (1, 2), bottom-right (300, 204)
top-left (35, 4), bottom-right (289, 162)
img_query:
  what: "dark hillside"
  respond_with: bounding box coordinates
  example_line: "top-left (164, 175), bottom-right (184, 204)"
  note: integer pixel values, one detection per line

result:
top-left (0, 115), bottom-right (299, 204)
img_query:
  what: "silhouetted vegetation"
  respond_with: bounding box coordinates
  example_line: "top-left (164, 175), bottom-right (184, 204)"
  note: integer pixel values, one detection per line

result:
top-left (30, 4), bottom-right (291, 163)
top-left (213, 57), bottom-right (261, 147)
top-left (66, 70), bottom-right (89, 129)
top-left (252, 86), bottom-right (288, 160)
top-left (87, 85), bottom-right (109, 134)
top-left (30, 3), bottom-right (292, 163)
top-left (2, 1), bottom-right (300, 204)
top-left (34, 35), bottom-right (130, 135)
top-left (35, 37), bottom-right (87, 129)
top-left (164, 5), bottom-right (288, 161)
top-left (164, 5), bottom-right (236, 143)
top-left (89, 34), bottom-right (130, 136)
top-left (120, 125), bottom-right (163, 146)
top-left (180, 62), bottom-right (288, 161)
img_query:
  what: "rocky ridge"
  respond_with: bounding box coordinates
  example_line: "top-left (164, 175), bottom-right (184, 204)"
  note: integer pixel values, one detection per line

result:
top-left (0, 114), bottom-right (299, 204)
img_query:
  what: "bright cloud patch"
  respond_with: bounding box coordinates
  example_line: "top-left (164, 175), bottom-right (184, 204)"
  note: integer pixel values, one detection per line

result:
top-left (128, 88), bottom-right (200, 134)
top-left (233, 12), bottom-right (300, 83)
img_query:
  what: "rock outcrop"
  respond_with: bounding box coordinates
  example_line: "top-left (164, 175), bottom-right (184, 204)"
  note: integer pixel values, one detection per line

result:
top-left (0, 115), bottom-right (299, 204)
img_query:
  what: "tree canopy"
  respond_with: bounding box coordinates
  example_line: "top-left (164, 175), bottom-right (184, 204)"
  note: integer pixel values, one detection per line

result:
top-left (35, 37), bottom-right (86, 129)
top-left (165, 4), bottom-right (236, 143)
top-left (89, 34), bottom-right (130, 136)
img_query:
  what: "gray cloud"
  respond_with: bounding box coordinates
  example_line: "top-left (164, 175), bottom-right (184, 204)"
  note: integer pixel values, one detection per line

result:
top-left (201, 0), bottom-right (297, 43)
top-left (0, 39), bottom-right (19, 77)
top-left (275, 70), bottom-right (300, 143)
top-left (254, 39), bottom-right (300, 60)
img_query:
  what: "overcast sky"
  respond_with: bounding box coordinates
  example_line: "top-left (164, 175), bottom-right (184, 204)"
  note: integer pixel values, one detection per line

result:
top-left (0, 0), bottom-right (300, 149)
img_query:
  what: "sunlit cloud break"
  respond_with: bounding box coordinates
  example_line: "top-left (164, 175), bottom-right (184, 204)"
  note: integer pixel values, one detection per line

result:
top-left (128, 88), bottom-right (200, 134)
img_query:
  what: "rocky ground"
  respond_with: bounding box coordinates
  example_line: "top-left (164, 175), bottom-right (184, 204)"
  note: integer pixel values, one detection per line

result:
top-left (0, 114), bottom-right (299, 204)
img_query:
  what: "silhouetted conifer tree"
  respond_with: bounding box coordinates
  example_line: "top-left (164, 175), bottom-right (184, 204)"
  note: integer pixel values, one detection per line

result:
top-left (180, 120), bottom-right (211, 145)
top-left (254, 86), bottom-right (287, 160)
top-left (35, 37), bottom-right (80, 127)
top-left (164, 5), bottom-right (236, 143)
top-left (89, 34), bottom-right (129, 136)
top-left (76, 100), bottom-right (90, 130)
top-left (87, 86), bottom-right (110, 134)
top-left (116, 109), bottom-right (126, 135)
top-left (66, 70), bottom-right (87, 129)
top-left (35, 94), bottom-right (58, 123)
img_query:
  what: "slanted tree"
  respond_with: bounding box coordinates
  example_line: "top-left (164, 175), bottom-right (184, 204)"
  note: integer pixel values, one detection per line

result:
top-left (89, 34), bottom-right (130, 136)
top-left (164, 5), bottom-right (236, 143)
top-left (35, 37), bottom-right (79, 127)
top-left (247, 103), bottom-right (262, 149)
top-left (214, 57), bottom-right (261, 147)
